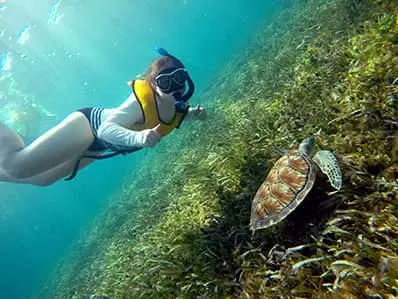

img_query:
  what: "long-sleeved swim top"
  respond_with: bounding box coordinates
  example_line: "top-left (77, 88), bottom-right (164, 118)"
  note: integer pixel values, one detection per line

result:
top-left (89, 92), bottom-right (196, 151)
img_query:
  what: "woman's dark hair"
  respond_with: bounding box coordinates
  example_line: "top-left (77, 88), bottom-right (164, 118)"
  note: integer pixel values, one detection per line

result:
top-left (145, 55), bottom-right (185, 84)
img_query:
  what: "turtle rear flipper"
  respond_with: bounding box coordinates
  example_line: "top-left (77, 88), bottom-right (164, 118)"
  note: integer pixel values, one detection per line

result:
top-left (313, 150), bottom-right (342, 191)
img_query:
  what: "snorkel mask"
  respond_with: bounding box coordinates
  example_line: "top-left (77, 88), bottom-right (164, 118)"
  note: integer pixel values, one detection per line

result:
top-left (153, 47), bottom-right (195, 111)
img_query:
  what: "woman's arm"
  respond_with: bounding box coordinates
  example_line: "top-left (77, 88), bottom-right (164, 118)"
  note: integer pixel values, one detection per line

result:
top-left (97, 94), bottom-right (155, 148)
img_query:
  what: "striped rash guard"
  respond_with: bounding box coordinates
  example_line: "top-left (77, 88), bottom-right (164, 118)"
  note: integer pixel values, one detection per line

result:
top-left (80, 81), bottom-right (190, 152)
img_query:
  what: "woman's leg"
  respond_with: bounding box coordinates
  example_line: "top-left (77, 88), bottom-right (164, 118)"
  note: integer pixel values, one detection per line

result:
top-left (0, 112), bottom-right (94, 180)
top-left (0, 121), bottom-right (24, 181)
top-left (19, 155), bottom-right (98, 186)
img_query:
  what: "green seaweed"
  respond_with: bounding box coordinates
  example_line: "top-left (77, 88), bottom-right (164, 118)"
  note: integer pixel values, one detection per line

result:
top-left (38, 0), bottom-right (398, 298)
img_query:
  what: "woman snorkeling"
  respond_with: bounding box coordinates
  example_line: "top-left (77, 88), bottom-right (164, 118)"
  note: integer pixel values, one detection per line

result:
top-left (0, 48), bottom-right (206, 186)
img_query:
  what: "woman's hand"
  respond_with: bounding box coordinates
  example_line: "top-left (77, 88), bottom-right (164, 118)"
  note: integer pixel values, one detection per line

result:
top-left (140, 124), bottom-right (161, 147)
top-left (192, 104), bottom-right (207, 120)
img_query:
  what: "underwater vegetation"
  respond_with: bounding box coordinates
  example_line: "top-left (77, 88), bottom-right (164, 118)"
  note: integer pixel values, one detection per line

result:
top-left (40, 0), bottom-right (397, 298)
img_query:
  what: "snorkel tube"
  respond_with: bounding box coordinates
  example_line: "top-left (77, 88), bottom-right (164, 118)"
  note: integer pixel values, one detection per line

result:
top-left (154, 47), bottom-right (195, 110)
top-left (154, 47), bottom-right (170, 56)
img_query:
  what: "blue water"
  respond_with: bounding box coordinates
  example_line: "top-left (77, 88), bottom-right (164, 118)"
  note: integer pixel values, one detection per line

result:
top-left (0, 1), bottom-right (284, 298)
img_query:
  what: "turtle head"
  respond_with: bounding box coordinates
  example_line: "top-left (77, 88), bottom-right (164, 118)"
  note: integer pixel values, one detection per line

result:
top-left (298, 137), bottom-right (315, 156)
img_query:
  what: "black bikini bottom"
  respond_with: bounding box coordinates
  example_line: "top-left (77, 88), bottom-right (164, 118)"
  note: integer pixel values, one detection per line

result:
top-left (78, 107), bottom-right (107, 152)
top-left (65, 108), bottom-right (143, 181)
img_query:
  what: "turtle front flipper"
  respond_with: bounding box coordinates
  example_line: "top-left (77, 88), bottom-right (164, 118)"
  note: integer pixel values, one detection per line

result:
top-left (313, 150), bottom-right (342, 191)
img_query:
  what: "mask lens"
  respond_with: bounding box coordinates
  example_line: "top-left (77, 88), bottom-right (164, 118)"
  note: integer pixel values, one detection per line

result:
top-left (154, 68), bottom-right (188, 92)
top-left (155, 76), bottom-right (171, 90)
top-left (173, 69), bottom-right (188, 85)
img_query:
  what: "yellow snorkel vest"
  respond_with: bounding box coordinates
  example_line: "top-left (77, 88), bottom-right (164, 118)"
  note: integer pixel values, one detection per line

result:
top-left (131, 80), bottom-right (188, 136)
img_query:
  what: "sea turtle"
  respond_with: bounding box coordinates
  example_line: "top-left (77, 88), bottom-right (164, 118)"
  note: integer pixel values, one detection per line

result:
top-left (250, 137), bottom-right (342, 231)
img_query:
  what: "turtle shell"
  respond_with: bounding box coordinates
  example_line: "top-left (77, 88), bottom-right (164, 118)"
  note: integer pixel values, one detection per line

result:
top-left (250, 149), bottom-right (316, 231)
